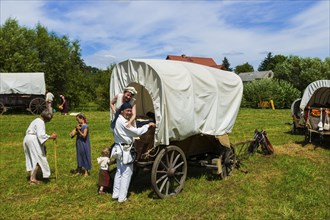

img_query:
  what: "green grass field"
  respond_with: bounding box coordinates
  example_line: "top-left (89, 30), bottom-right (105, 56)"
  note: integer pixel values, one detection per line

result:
top-left (0, 109), bottom-right (329, 219)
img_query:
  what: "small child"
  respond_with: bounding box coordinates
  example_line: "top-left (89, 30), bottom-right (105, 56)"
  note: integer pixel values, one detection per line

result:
top-left (97, 148), bottom-right (111, 194)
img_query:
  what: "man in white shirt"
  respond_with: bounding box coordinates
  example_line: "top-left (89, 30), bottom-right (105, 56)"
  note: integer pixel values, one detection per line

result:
top-left (45, 90), bottom-right (54, 112)
top-left (111, 102), bottom-right (155, 203)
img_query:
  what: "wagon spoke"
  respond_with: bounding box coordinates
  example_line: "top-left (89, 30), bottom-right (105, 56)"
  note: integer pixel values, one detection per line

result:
top-left (165, 180), bottom-right (170, 195)
top-left (159, 160), bottom-right (168, 170)
top-left (156, 174), bottom-right (168, 184)
top-left (156, 170), bottom-right (167, 174)
top-left (172, 153), bottom-right (180, 166)
top-left (159, 177), bottom-right (168, 193)
top-left (174, 176), bottom-right (181, 185)
top-left (170, 151), bottom-right (175, 165)
top-left (173, 161), bottom-right (184, 170)
top-left (165, 152), bottom-right (170, 167)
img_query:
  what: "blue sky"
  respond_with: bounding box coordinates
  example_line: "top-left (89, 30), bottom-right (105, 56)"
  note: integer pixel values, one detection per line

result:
top-left (1, 0), bottom-right (329, 70)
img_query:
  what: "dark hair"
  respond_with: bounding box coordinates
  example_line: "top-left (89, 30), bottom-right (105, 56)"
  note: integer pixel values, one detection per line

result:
top-left (76, 113), bottom-right (88, 124)
top-left (41, 110), bottom-right (53, 122)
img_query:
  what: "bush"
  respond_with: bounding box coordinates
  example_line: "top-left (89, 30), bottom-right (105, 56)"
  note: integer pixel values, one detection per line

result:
top-left (241, 79), bottom-right (300, 109)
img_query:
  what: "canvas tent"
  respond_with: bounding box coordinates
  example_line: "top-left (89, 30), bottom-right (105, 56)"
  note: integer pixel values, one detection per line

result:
top-left (110, 59), bottom-right (243, 146)
top-left (299, 80), bottom-right (330, 112)
top-left (0, 72), bottom-right (46, 95)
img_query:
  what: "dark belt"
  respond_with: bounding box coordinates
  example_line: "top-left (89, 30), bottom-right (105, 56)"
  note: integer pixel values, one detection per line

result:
top-left (115, 143), bottom-right (131, 146)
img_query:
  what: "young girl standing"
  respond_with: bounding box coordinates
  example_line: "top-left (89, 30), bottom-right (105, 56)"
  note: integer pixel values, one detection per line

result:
top-left (75, 113), bottom-right (91, 176)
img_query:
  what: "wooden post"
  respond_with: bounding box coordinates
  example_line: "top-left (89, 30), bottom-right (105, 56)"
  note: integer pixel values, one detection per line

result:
top-left (53, 139), bottom-right (58, 181)
top-left (270, 99), bottom-right (275, 110)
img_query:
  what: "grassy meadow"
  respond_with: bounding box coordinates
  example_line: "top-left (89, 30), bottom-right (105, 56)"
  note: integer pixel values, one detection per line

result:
top-left (0, 108), bottom-right (329, 219)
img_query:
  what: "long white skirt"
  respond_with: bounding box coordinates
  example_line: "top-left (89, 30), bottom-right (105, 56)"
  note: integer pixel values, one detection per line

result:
top-left (23, 135), bottom-right (51, 178)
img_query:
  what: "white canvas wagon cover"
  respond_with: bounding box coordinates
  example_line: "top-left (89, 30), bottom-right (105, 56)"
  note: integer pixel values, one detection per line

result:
top-left (299, 80), bottom-right (330, 111)
top-left (0, 72), bottom-right (46, 95)
top-left (110, 59), bottom-right (243, 146)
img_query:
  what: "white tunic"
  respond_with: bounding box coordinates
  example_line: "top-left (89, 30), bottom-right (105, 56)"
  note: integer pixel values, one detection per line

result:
top-left (45, 92), bottom-right (54, 102)
top-left (23, 118), bottom-right (51, 178)
top-left (111, 114), bottom-right (150, 202)
top-left (97, 157), bottom-right (110, 170)
top-left (113, 115), bottom-right (148, 145)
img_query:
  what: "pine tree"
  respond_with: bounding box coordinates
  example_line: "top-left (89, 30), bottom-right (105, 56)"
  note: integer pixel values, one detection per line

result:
top-left (221, 57), bottom-right (232, 71)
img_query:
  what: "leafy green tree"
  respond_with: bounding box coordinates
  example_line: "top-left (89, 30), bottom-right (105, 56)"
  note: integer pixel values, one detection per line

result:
top-left (0, 19), bottom-right (41, 72)
top-left (221, 57), bottom-right (232, 71)
top-left (258, 52), bottom-right (286, 71)
top-left (273, 56), bottom-right (330, 92)
top-left (0, 18), bottom-right (91, 108)
top-left (234, 62), bottom-right (254, 74)
top-left (94, 65), bottom-right (114, 110)
top-left (258, 52), bottom-right (273, 71)
top-left (241, 79), bottom-right (300, 109)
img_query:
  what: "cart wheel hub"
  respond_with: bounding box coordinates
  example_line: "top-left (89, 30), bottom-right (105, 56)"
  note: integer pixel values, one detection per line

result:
top-left (167, 168), bottom-right (175, 177)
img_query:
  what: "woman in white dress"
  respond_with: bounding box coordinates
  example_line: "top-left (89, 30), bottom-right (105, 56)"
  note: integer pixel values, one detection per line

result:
top-left (23, 110), bottom-right (57, 184)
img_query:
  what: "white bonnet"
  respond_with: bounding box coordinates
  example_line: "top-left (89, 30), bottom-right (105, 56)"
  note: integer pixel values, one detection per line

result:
top-left (124, 86), bottom-right (137, 95)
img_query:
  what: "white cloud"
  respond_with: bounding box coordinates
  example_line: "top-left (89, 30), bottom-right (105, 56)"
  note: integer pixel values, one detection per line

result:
top-left (1, 0), bottom-right (329, 70)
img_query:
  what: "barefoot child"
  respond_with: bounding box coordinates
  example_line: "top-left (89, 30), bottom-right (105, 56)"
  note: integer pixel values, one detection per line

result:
top-left (75, 113), bottom-right (91, 176)
top-left (97, 148), bottom-right (111, 194)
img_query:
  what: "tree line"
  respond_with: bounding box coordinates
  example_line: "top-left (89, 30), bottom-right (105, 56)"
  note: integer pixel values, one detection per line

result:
top-left (1, 18), bottom-right (329, 110)
top-left (0, 18), bottom-right (111, 110)
top-left (221, 53), bottom-right (330, 108)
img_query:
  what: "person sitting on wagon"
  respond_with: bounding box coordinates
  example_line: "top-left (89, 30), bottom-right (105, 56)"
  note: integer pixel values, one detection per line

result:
top-left (110, 86), bottom-right (137, 128)
top-left (110, 102), bottom-right (155, 203)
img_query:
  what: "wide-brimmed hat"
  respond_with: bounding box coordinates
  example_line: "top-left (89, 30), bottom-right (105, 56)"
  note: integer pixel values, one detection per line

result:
top-left (124, 86), bottom-right (137, 95)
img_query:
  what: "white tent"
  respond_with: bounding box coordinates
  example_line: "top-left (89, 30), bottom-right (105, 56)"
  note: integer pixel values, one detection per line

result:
top-left (299, 80), bottom-right (330, 111)
top-left (110, 59), bottom-right (243, 146)
top-left (0, 72), bottom-right (46, 95)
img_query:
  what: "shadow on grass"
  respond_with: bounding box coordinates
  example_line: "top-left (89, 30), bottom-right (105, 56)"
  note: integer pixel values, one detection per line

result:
top-left (294, 133), bottom-right (330, 149)
top-left (127, 164), bottom-right (232, 199)
top-left (284, 127), bottom-right (330, 149)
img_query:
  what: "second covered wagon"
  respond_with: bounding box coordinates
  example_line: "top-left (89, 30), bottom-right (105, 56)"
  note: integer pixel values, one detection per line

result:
top-left (0, 72), bottom-right (47, 115)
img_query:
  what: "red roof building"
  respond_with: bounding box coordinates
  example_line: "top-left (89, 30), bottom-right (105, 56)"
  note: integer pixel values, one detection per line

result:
top-left (166, 54), bottom-right (226, 70)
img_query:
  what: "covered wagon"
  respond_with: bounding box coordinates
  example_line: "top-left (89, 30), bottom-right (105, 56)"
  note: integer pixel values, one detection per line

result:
top-left (110, 59), bottom-right (243, 198)
top-left (299, 80), bottom-right (330, 142)
top-left (0, 72), bottom-right (47, 114)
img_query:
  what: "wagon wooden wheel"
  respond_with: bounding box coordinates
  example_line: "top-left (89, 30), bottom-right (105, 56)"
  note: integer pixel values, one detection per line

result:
top-left (0, 102), bottom-right (6, 115)
top-left (29, 98), bottom-right (46, 115)
top-left (220, 146), bottom-right (236, 179)
top-left (151, 145), bottom-right (187, 199)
